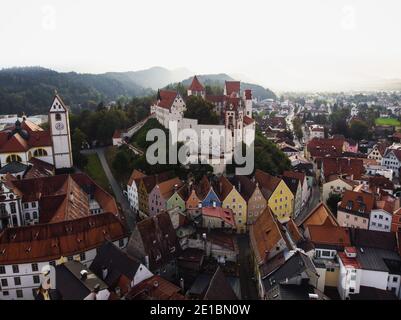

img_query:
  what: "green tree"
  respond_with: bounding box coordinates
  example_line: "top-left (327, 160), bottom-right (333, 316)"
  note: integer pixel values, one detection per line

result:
top-left (71, 128), bottom-right (87, 168)
top-left (326, 193), bottom-right (342, 217)
top-left (184, 96), bottom-right (219, 125)
top-left (349, 120), bottom-right (370, 140)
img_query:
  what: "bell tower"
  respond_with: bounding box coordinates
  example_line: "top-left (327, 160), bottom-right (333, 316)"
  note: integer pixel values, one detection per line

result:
top-left (49, 91), bottom-right (73, 169)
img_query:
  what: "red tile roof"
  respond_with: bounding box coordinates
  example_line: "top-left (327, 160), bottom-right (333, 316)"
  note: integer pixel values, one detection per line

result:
top-left (307, 137), bottom-right (344, 158)
top-left (243, 116), bottom-right (255, 126)
top-left (0, 120), bottom-right (52, 153)
top-left (0, 213), bottom-right (128, 265)
top-left (201, 207), bottom-right (236, 228)
top-left (127, 170), bottom-right (146, 187)
top-left (188, 76), bottom-right (205, 92)
top-left (157, 90), bottom-right (179, 110)
top-left (126, 275), bottom-right (185, 300)
top-left (339, 190), bottom-right (375, 217)
top-left (322, 157), bottom-right (364, 180)
top-left (225, 81), bottom-right (240, 96)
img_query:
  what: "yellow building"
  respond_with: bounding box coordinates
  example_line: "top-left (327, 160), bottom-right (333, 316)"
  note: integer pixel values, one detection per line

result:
top-left (255, 169), bottom-right (294, 223)
top-left (216, 176), bottom-right (247, 233)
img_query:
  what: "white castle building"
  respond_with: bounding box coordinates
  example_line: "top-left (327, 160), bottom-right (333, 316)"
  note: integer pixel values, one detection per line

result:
top-left (150, 76), bottom-right (255, 172)
top-left (0, 93), bottom-right (73, 171)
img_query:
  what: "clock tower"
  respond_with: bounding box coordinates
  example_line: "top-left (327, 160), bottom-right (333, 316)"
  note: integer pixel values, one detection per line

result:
top-left (49, 92), bottom-right (73, 169)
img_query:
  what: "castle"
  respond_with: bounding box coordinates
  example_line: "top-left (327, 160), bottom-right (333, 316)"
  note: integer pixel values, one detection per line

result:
top-left (150, 76), bottom-right (255, 172)
top-left (0, 93), bottom-right (73, 172)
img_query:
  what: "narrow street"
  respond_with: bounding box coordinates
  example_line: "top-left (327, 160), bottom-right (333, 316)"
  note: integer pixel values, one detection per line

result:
top-left (295, 183), bottom-right (321, 224)
top-left (81, 147), bottom-right (135, 230)
top-left (237, 234), bottom-right (258, 300)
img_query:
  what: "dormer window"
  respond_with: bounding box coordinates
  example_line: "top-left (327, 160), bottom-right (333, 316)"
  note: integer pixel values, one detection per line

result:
top-left (55, 113), bottom-right (62, 121)
top-left (346, 200), bottom-right (353, 210)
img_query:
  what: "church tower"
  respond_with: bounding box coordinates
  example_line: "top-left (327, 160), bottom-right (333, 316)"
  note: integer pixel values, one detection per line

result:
top-left (49, 92), bottom-right (73, 169)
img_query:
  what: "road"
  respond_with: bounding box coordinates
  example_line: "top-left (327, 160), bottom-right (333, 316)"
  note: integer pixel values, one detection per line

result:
top-left (295, 183), bottom-right (321, 224)
top-left (81, 147), bottom-right (135, 230)
top-left (237, 235), bottom-right (258, 300)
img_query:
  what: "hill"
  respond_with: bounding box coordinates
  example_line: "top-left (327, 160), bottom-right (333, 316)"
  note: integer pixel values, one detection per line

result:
top-left (0, 67), bottom-right (153, 115)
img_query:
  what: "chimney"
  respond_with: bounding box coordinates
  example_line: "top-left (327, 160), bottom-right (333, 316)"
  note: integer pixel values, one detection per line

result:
top-left (212, 201), bottom-right (216, 208)
top-left (144, 255), bottom-right (150, 269)
top-left (80, 270), bottom-right (88, 281)
top-left (180, 278), bottom-right (185, 294)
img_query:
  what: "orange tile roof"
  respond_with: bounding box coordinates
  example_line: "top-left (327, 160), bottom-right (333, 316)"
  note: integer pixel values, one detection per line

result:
top-left (249, 207), bottom-right (286, 265)
top-left (156, 177), bottom-right (183, 200)
top-left (307, 225), bottom-right (351, 248)
top-left (215, 175), bottom-right (233, 201)
top-left (0, 213), bottom-right (128, 265)
top-left (339, 190), bottom-right (375, 216)
top-left (128, 169), bottom-right (146, 186)
top-left (243, 116), bottom-right (255, 126)
top-left (298, 202), bottom-right (339, 228)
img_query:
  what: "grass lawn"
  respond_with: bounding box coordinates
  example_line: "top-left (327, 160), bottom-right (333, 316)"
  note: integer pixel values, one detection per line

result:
top-left (375, 117), bottom-right (401, 126)
top-left (83, 153), bottom-right (114, 195)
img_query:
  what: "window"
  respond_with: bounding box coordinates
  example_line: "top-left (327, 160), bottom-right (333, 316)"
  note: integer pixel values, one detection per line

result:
top-left (14, 277), bottom-right (21, 286)
top-left (24, 203), bottom-right (29, 209)
top-left (33, 275), bottom-right (40, 284)
top-left (16, 290), bottom-right (23, 298)
top-left (32, 202), bottom-right (36, 208)
top-left (0, 266), bottom-right (5, 274)
top-left (321, 250), bottom-right (331, 257)
top-left (33, 149), bottom-right (48, 157)
top-left (2, 291), bottom-right (9, 296)
top-left (10, 202), bottom-right (16, 214)
top-left (6, 154), bottom-right (22, 163)
top-left (393, 276), bottom-right (398, 283)
top-left (119, 239), bottom-right (124, 247)
top-left (31, 263), bottom-right (38, 272)
top-left (1, 279), bottom-right (8, 287)
top-left (55, 113), bottom-right (62, 121)
top-left (80, 252), bottom-right (86, 261)
top-left (12, 265), bottom-right (19, 273)
top-left (33, 212), bottom-right (38, 219)
top-left (25, 212), bottom-right (30, 221)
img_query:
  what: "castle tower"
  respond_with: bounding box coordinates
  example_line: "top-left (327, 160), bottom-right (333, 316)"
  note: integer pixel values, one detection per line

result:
top-left (187, 75), bottom-right (205, 98)
top-left (243, 89), bottom-right (253, 118)
top-left (49, 92), bottom-right (73, 169)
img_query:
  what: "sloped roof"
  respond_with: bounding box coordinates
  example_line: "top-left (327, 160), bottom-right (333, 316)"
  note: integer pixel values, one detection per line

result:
top-left (339, 190), bottom-right (375, 216)
top-left (203, 267), bottom-right (238, 300)
top-left (254, 169), bottom-right (281, 199)
top-left (188, 76), bottom-right (205, 92)
top-left (155, 177), bottom-right (183, 200)
top-left (307, 225), bottom-right (351, 249)
top-left (156, 90), bottom-right (179, 110)
top-left (0, 213), bottom-right (128, 264)
top-left (90, 241), bottom-right (141, 288)
top-left (126, 275), bottom-right (185, 300)
top-left (243, 116), bottom-right (255, 126)
top-left (201, 207), bottom-right (235, 228)
top-left (297, 202), bottom-right (339, 229)
top-left (225, 81), bottom-right (240, 96)
top-left (128, 170), bottom-right (146, 186)
top-left (230, 175), bottom-right (256, 201)
top-left (249, 207), bottom-right (287, 265)
top-left (215, 175), bottom-right (234, 201)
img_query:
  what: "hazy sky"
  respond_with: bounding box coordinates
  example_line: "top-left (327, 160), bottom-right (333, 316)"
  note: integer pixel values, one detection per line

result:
top-left (1, 0), bottom-right (401, 91)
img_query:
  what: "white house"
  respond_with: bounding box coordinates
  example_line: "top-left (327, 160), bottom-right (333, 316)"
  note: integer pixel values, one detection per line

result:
top-left (309, 125), bottom-right (325, 139)
top-left (337, 246), bottom-right (401, 299)
top-left (365, 164), bottom-right (393, 180)
top-left (369, 208), bottom-right (393, 232)
top-left (381, 148), bottom-right (401, 177)
top-left (322, 176), bottom-right (357, 204)
top-left (126, 170), bottom-right (146, 213)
